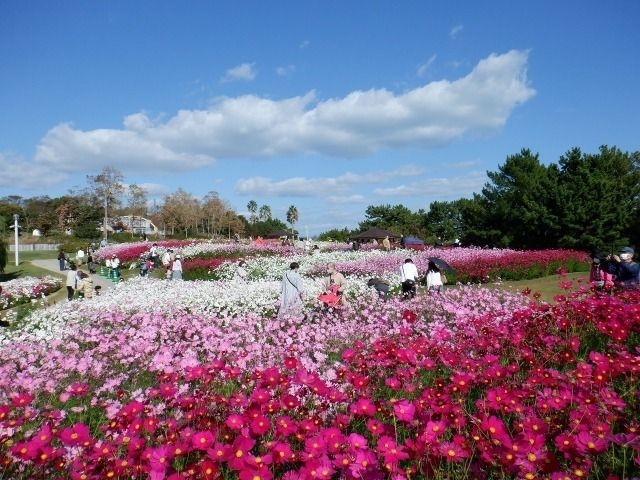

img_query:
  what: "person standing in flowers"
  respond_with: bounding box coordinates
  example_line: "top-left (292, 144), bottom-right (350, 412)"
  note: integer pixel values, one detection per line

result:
top-left (171, 254), bottom-right (183, 280)
top-left (426, 261), bottom-right (444, 294)
top-left (608, 246), bottom-right (640, 288)
top-left (589, 252), bottom-right (614, 291)
top-left (279, 262), bottom-right (304, 317)
top-left (400, 258), bottom-right (419, 299)
top-left (66, 264), bottom-right (78, 301)
top-left (233, 259), bottom-right (248, 283)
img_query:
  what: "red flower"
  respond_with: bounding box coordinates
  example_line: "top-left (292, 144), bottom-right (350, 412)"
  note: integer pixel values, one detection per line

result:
top-left (199, 459), bottom-right (219, 479)
top-left (402, 309), bottom-right (417, 323)
top-left (10, 392), bottom-right (34, 407)
top-left (439, 439), bottom-right (470, 462)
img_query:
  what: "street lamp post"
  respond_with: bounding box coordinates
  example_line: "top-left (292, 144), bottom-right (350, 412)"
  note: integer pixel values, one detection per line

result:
top-left (13, 214), bottom-right (20, 266)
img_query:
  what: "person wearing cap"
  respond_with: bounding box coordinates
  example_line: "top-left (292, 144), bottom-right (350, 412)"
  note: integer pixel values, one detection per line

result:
top-left (111, 254), bottom-right (121, 279)
top-left (171, 254), bottom-right (183, 280)
top-left (608, 247), bottom-right (640, 288)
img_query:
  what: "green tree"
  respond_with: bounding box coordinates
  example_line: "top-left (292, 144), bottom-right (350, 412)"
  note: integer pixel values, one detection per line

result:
top-left (482, 149), bottom-right (560, 248)
top-left (258, 205), bottom-right (272, 222)
top-left (317, 227), bottom-right (354, 242)
top-left (86, 166), bottom-right (125, 242)
top-left (247, 200), bottom-right (258, 224)
top-left (286, 205), bottom-right (299, 237)
top-left (251, 218), bottom-right (289, 237)
top-left (359, 204), bottom-right (423, 237)
top-left (424, 201), bottom-right (462, 243)
top-left (556, 146), bottom-right (640, 251)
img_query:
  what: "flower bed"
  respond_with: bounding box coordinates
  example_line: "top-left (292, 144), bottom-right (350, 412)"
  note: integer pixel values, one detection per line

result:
top-left (2, 246), bottom-right (635, 479)
top-left (0, 285), bottom-right (638, 478)
top-left (94, 241), bottom-right (588, 284)
top-left (0, 276), bottom-right (62, 310)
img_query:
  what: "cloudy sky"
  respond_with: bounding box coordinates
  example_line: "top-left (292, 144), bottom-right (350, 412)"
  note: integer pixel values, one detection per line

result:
top-left (1, 1), bottom-right (638, 235)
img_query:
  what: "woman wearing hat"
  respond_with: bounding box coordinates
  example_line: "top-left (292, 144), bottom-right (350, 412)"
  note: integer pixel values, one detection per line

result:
top-left (171, 254), bottom-right (183, 280)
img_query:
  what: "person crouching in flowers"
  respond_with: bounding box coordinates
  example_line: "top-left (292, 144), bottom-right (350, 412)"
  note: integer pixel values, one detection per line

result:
top-left (318, 263), bottom-right (346, 309)
top-left (279, 262), bottom-right (304, 318)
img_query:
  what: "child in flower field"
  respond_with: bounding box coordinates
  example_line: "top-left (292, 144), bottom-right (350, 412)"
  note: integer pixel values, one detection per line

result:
top-left (589, 252), bottom-right (614, 291)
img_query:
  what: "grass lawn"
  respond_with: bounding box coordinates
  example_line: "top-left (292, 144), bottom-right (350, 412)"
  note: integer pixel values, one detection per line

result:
top-left (1, 250), bottom-right (64, 282)
top-left (489, 271), bottom-right (589, 303)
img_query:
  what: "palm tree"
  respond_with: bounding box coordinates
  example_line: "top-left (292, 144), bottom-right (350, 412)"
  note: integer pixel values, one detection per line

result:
top-left (247, 200), bottom-right (258, 224)
top-left (286, 205), bottom-right (299, 238)
top-left (258, 205), bottom-right (272, 222)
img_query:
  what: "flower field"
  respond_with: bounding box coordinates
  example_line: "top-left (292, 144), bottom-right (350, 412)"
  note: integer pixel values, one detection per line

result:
top-left (0, 276), bottom-right (62, 311)
top-left (0, 244), bottom-right (638, 479)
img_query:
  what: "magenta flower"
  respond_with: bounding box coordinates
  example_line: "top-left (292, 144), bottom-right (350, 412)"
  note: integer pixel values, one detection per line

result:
top-left (392, 399), bottom-right (415, 422)
top-left (59, 422), bottom-right (92, 447)
top-left (350, 397), bottom-right (376, 417)
top-left (192, 430), bottom-right (215, 450)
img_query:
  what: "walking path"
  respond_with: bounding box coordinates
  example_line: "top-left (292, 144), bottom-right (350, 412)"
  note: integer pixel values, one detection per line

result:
top-left (31, 259), bottom-right (116, 291)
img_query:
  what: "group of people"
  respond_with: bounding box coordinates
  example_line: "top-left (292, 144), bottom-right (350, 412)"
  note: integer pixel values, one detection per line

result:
top-left (279, 262), bottom-right (347, 317)
top-left (590, 246), bottom-right (640, 290)
top-left (65, 263), bottom-right (99, 301)
top-left (277, 256), bottom-right (447, 317)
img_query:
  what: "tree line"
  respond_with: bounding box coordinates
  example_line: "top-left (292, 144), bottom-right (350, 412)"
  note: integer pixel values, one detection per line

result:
top-left (0, 167), bottom-right (299, 241)
top-left (319, 146), bottom-right (639, 252)
top-left (1, 145), bottom-right (638, 250)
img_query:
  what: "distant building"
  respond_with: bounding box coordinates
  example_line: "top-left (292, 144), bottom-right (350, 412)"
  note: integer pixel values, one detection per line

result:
top-left (117, 216), bottom-right (160, 235)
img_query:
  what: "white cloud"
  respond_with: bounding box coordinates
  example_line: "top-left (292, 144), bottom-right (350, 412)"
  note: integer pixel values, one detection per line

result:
top-left (276, 65), bottom-right (296, 76)
top-left (299, 40), bottom-right (310, 49)
top-left (221, 62), bottom-right (257, 82)
top-left (374, 170), bottom-right (487, 198)
top-left (29, 50), bottom-right (533, 176)
top-left (0, 152), bottom-right (68, 191)
top-left (325, 194), bottom-right (366, 204)
top-left (235, 164), bottom-right (424, 197)
top-left (450, 24), bottom-right (464, 38)
top-left (417, 54), bottom-right (437, 77)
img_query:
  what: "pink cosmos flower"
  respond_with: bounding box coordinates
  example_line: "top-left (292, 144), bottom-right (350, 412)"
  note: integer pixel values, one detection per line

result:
top-left (439, 440), bottom-right (470, 462)
top-left (225, 413), bottom-right (245, 430)
top-left (271, 441), bottom-right (295, 463)
top-left (229, 435), bottom-right (256, 471)
top-left (250, 414), bottom-right (271, 435)
top-left (192, 430), bottom-right (215, 450)
top-left (59, 422), bottom-right (92, 447)
top-left (350, 397), bottom-right (376, 417)
top-left (392, 399), bottom-right (415, 422)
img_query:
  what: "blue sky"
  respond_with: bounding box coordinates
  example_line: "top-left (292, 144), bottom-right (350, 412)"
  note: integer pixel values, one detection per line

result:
top-left (1, 1), bottom-right (638, 236)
